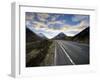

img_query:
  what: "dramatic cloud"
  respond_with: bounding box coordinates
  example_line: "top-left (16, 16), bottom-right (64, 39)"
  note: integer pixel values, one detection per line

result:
top-left (26, 12), bottom-right (35, 21)
top-left (71, 15), bottom-right (89, 27)
top-left (36, 13), bottom-right (50, 22)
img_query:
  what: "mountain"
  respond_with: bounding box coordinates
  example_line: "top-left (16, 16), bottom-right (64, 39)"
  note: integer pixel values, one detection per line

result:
top-left (26, 28), bottom-right (44, 42)
top-left (52, 32), bottom-right (66, 40)
top-left (52, 32), bottom-right (72, 40)
top-left (37, 33), bottom-right (47, 39)
top-left (72, 27), bottom-right (89, 44)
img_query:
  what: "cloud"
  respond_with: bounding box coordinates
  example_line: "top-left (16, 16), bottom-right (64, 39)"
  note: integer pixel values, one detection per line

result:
top-left (61, 20), bottom-right (89, 36)
top-left (50, 15), bottom-right (60, 21)
top-left (41, 31), bottom-right (60, 39)
top-left (47, 20), bottom-right (64, 30)
top-left (26, 21), bottom-right (33, 27)
top-left (48, 21), bottom-right (63, 25)
top-left (71, 15), bottom-right (89, 22)
top-left (63, 28), bottom-right (83, 36)
top-left (32, 21), bottom-right (47, 29)
top-left (64, 31), bottom-right (79, 36)
top-left (36, 13), bottom-right (50, 22)
top-left (72, 20), bottom-right (89, 29)
top-left (29, 26), bottom-right (61, 39)
top-left (71, 15), bottom-right (89, 27)
top-left (26, 12), bottom-right (35, 21)
top-left (61, 21), bottom-right (87, 31)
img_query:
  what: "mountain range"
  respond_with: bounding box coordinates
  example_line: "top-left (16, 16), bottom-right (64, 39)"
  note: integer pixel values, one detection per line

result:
top-left (26, 27), bottom-right (89, 43)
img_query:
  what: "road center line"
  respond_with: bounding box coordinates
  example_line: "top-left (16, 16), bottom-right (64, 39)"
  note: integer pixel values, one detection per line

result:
top-left (57, 41), bottom-right (75, 65)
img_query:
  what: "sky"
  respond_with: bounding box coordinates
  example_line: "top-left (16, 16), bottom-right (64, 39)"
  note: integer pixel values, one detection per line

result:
top-left (25, 12), bottom-right (89, 39)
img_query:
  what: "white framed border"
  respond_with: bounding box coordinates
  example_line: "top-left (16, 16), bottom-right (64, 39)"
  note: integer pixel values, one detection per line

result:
top-left (11, 2), bottom-right (97, 78)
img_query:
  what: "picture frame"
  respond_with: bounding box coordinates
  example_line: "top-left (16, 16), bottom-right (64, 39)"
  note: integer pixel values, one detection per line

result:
top-left (11, 2), bottom-right (96, 78)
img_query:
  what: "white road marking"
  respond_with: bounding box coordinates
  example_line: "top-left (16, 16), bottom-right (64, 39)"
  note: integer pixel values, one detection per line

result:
top-left (57, 41), bottom-right (75, 65)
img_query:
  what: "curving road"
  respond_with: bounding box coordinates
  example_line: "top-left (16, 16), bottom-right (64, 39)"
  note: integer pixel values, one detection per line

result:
top-left (54, 40), bottom-right (89, 65)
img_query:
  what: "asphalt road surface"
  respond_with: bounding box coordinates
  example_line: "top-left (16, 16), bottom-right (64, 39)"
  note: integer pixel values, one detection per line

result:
top-left (54, 40), bottom-right (89, 65)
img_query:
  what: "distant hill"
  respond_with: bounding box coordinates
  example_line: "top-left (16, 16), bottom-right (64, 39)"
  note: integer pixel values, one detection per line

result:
top-left (52, 32), bottom-right (66, 40)
top-left (26, 28), bottom-right (45, 42)
top-left (52, 32), bottom-right (72, 40)
top-left (72, 27), bottom-right (89, 44)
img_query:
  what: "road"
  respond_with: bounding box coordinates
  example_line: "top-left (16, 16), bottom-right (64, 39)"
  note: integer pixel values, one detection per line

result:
top-left (54, 40), bottom-right (89, 65)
